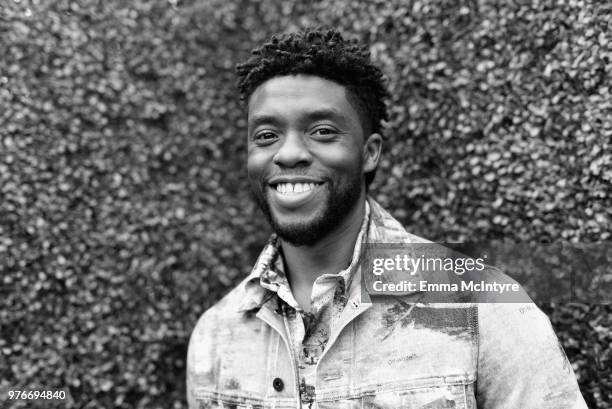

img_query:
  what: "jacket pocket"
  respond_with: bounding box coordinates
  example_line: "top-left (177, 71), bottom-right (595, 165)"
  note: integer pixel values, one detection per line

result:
top-left (363, 381), bottom-right (476, 409)
top-left (363, 382), bottom-right (473, 409)
top-left (194, 389), bottom-right (295, 409)
top-left (316, 377), bottom-right (475, 409)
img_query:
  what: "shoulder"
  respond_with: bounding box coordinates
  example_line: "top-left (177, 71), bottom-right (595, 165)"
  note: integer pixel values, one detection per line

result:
top-left (186, 278), bottom-right (253, 408)
top-left (475, 300), bottom-right (586, 407)
top-left (474, 269), bottom-right (553, 346)
top-left (477, 301), bottom-right (554, 341)
top-left (190, 276), bottom-right (253, 341)
top-left (187, 276), bottom-right (258, 398)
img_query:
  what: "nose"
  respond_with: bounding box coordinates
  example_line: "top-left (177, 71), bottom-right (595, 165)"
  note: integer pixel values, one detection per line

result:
top-left (273, 132), bottom-right (312, 168)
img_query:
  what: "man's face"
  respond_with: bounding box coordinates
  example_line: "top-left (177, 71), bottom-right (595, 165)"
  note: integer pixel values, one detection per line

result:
top-left (247, 74), bottom-right (379, 246)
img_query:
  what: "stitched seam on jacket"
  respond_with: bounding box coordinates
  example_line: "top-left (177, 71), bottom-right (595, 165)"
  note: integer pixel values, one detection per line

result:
top-left (315, 376), bottom-right (476, 401)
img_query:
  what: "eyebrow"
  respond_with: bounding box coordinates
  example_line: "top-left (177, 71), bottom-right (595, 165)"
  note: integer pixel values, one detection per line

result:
top-left (248, 108), bottom-right (348, 130)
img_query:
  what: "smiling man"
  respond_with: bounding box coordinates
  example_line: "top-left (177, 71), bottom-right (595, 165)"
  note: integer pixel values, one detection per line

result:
top-left (187, 29), bottom-right (587, 409)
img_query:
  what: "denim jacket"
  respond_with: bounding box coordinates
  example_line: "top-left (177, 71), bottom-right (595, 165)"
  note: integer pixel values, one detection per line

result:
top-left (187, 198), bottom-right (587, 409)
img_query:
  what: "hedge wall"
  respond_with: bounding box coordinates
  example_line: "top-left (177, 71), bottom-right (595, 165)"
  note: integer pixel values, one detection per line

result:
top-left (1, 0), bottom-right (610, 408)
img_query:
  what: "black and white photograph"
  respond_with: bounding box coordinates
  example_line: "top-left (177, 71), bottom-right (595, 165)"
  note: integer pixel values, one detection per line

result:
top-left (1, 0), bottom-right (610, 408)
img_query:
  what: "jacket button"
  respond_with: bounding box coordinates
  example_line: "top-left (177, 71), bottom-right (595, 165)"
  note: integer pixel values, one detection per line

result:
top-left (272, 377), bottom-right (284, 392)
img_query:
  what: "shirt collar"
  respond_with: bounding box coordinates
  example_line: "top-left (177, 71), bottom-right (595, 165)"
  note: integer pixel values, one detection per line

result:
top-left (238, 201), bottom-right (371, 312)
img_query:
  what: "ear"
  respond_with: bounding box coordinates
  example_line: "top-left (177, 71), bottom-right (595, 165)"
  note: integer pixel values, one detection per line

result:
top-left (363, 133), bottom-right (382, 174)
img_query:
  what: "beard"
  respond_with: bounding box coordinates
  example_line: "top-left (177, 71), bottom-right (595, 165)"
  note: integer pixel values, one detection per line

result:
top-left (250, 172), bottom-right (363, 246)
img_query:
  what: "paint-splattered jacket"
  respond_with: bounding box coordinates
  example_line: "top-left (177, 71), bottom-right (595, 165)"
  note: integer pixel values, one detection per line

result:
top-left (187, 198), bottom-right (587, 409)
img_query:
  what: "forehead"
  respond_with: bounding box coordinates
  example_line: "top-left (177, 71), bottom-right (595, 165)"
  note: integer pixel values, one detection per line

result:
top-left (247, 75), bottom-right (360, 123)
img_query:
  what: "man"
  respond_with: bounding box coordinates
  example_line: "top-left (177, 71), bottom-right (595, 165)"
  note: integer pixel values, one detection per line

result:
top-left (187, 29), bottom-right (587, 408)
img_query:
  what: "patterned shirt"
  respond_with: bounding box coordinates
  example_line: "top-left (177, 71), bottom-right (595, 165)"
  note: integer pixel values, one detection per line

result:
top-left (258, 202), bottom-right (370, 407)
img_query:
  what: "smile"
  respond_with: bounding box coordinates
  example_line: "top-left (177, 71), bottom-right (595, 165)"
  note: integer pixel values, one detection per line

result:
top-left (267, 179), bottom-right (325, 209)
top-left (275, 182), bottom-right (318, 194)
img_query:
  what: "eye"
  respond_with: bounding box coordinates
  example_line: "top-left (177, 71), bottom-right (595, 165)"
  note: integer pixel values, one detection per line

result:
top-left (252, 130), bottom-right (278, 146)
top-left (310, 126), bottom-right (339, 139)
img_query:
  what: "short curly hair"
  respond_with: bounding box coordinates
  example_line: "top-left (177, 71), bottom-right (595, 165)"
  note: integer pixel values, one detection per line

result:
top-left (236, 28), bottom-right (389, 187)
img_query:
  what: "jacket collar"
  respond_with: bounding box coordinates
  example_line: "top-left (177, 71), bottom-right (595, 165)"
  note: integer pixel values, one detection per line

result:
top-left (237, 197), bottom-right (429, 313)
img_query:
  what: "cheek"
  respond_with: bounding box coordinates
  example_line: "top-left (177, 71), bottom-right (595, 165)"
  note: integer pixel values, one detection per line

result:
top-left (315, 146), bottom-right (364, 175)
top-left (246, 150), bottom-right (270, 183)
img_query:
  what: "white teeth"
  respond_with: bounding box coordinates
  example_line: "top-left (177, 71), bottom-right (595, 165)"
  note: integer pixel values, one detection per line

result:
top-left (275, 183), bottom-right (317, 194)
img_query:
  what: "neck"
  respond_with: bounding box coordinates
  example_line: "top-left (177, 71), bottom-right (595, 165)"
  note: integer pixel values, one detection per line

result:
top-left (280, 197), bottom-right (367, 296)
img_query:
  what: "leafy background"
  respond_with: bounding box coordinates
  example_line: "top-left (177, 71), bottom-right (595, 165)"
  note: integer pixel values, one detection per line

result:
top-left (1, 0), bottom-right (610, 407)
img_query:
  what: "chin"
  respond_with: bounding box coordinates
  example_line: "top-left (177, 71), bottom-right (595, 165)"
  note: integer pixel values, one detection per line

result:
top-left (268, 211), bottom-right (329, 246)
